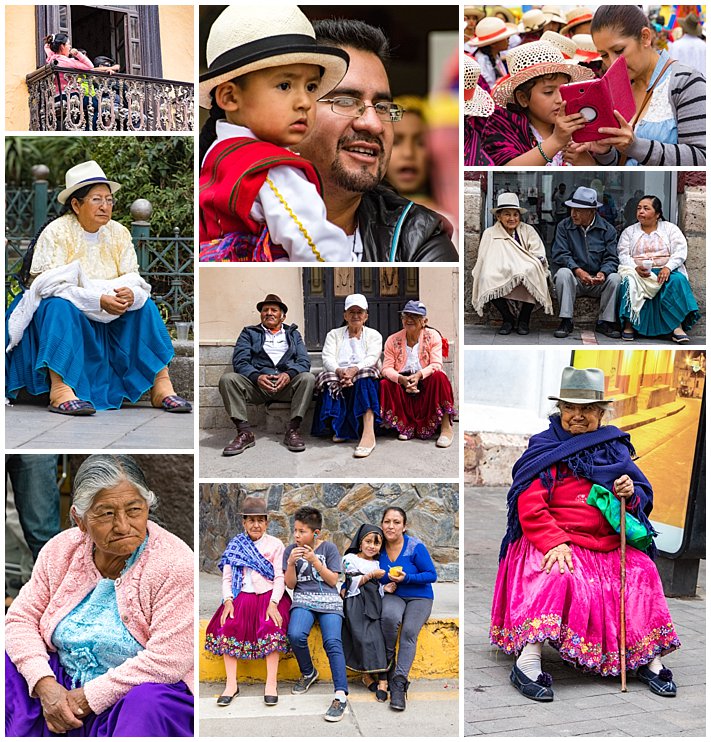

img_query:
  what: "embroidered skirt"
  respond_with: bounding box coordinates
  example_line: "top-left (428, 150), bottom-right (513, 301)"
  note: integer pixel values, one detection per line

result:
top-left (5, 651), bottom-right (194, 737)
top-left (311, 376), bottom-right (381, 440)
top-left (5, 296), bottom-right (174, 410)
top-left (204, 591), bottom-right (291, 659)
top-left (490, 535), bottom-right (681, 676)
top-left (619, 269), bottom-right (699, 336)
top-left (379, 370), bottom-right (457, 440)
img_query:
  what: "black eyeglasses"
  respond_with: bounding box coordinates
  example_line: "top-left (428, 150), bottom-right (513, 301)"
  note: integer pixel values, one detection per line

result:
top-left (319, 96), bottom-right (405, 122)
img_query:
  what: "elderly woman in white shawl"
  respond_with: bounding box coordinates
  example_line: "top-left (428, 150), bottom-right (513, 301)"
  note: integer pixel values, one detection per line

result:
top-left (471, 193), bottom-right (553, 335)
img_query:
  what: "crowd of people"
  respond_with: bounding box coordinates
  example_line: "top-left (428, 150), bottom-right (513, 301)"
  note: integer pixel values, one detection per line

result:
top-left (204, 500), bottom-right (437, 721)
top-left (471, 185), bottom-right (699, 341)
top-left (463, 5), bottom-right (706, 167)
top-left (219, 293), bottom-right (457, 458)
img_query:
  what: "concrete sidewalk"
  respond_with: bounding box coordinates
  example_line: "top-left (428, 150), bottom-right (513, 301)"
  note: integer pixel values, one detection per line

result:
top-left (200, 425), bottom-right (459, 478)
top-left (5, 401), bottom-right (194, 449)
top-left (463, 487), bottom-right (705, 737)
top-left (464, 323), bottom-right (706, 347)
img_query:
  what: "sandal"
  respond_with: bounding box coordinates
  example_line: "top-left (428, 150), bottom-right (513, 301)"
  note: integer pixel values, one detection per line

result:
top-left (48, 399), bottom-right (96, 416)
top-left (671, 332), bottom-right (690, 344)
top-left (161, 395), bottom-right (192, 413)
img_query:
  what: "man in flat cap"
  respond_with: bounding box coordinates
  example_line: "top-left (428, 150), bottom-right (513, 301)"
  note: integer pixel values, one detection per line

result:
top-left (219, 294), bottom-right (314, 455)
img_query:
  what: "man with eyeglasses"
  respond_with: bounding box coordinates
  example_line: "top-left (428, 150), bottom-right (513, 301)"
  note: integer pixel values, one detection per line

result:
top-left (295, 19), bottom-right (458, 262)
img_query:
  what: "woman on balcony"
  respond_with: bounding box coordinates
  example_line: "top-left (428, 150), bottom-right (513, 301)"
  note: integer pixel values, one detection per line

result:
top-left (5, 160), bottom-right (191, 416)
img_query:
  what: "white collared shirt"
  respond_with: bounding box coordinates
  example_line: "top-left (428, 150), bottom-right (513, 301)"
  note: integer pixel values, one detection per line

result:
top-left (262, 324), bottom-right (289, 366)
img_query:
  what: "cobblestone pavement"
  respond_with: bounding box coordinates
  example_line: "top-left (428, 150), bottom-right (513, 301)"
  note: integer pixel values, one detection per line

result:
top-left (463, 487), bottom-right (705, 737)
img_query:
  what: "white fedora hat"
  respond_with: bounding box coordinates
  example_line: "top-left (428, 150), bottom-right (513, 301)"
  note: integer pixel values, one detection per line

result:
top-left (548, 366), bottom-right (614, 405)
top-left (463, 55), bottom-right (495, 117)
top-left (519, 9), bottom-right (547, 33)
top-left (199, 4), bottom-right (349, 109)
top-left (540, 30), bottom-right (578, 59)
top-left (490, 192), bottom-right (527, 215)
top-left (57, 161), bottom-right (121, 205)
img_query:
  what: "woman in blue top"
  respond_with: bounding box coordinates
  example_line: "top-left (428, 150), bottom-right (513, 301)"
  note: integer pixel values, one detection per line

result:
top-left (379, 506), bottom-right (437, 712)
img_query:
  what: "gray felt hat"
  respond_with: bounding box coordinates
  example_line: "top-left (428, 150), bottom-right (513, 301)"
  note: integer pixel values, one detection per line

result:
top-left (548, 366), bottom-right (613, 404)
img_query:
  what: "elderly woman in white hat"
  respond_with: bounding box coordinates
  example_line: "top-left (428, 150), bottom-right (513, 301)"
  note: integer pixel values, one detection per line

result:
top-left (6, 161), bottom-right (190, 415)
top-left (482, 41), bottom-right (593, 166)
top-left (471, 193), bottom-right (552, 335)
top-left (463, 55), bottom-right (495, 166)
top-left (491, 366), bottom-right (679, 702)
top-left (311, 294), bottom-right (383, 458)
top-left (465, 17), bottom-right (518, 89)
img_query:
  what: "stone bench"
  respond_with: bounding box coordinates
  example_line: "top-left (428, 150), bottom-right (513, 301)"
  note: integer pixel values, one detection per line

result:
top-left (466, 294), bottom-right (604, 330)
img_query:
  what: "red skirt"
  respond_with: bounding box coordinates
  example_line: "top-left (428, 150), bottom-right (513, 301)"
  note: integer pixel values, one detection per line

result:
top-left (205, 591), bottom-right (291, 659)
top-left (379, 370), bottom-right (457, 439)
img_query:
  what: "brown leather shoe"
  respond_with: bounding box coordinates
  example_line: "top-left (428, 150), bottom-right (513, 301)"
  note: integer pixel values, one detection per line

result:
top-left (283, 427), bottom-right (306, 452)
top-left (222, 430), bottom-right (255, 456)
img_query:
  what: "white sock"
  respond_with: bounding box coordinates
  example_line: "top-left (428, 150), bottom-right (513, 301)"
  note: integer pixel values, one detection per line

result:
top-left (516, 642), bottom-right (543, 680)
top-left (648, 656), bottom-right (663, 674)
top-left (334, 690), bottom-right (347, 703)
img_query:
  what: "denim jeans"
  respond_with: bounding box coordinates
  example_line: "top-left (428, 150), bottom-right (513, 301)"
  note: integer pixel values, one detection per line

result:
top-left (6, 455), bottom-right (60, 561)
top-left (287, 608), bottom-right (348, 693)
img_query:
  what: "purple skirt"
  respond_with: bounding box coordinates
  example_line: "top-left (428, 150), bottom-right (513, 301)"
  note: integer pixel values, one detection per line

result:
top-left (205, 591), bottom-right (291, 659)
top-left (490, 536), bottom-right (680, 676)
top-left (6, 652), bottom-right (193, 737)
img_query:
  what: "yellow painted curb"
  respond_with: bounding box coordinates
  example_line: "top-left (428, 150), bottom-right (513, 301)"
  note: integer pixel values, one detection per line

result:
top-left (199, 617), bottom-right (459, 683)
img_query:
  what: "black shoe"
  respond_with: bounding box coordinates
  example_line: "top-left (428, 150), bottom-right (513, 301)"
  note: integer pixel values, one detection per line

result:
top-left (375, 688), bottom-right (388, 702)
top-left (389, 675), bottom-right (409, 711)
top-left (498, 321), bottom-right (514, 335)
top-left (516, 322), bottom-right (530, 335)
top-left (596, 321), bottom-right (622, 339)
top-left (216, 689), bottom-right (239, 706)
top-left (637, 665), bottom-right (677, 697)
top-left (510, 663), bottom-right (554, 702)
top-left (264, 695), bottom-right (278, 706)
top-left (553, 319), bottom-right (574, 338)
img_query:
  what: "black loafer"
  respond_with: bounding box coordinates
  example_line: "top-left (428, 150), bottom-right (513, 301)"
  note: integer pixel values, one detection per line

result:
top-left (596, 321), bottom-right (622, 339)
top-left (553, 319), bottom-right (574, 338)
top-left (510, 663), bottom-right (554, 702)
top-left (498, 321), bottom-right (514, 335)
top-left (264, 695), bottom-right (278, 706)
top-left (216, 689), bottom-right (239, 706)
top-left (637, 665), bottom-right (677, 697)
top-left (516, 322), bottom-right (530, 335)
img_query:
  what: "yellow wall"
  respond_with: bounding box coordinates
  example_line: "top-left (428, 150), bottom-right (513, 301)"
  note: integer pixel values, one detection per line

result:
top-left (5, 6), bottom-right (37, 130)
top-left (159, 5), bottom-right (194, 83)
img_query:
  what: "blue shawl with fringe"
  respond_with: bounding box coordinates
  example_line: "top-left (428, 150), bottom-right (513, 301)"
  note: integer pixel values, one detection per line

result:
top-left (218, 532), bottom-right (275, 598)
top-left (499, 416), bottom-right (656, 561)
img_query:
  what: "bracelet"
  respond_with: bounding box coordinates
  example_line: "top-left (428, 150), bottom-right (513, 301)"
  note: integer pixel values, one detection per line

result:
top-left (537, 140), bottom-right (553, 164)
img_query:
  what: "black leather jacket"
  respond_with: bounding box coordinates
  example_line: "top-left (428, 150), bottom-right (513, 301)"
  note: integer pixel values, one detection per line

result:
top-left (357, 185), bottom-right (458, 262)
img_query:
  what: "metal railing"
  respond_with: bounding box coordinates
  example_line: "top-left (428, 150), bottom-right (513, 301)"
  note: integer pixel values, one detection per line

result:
top-left (26, 65), bottom-right (194, 132)
top-left (6, 173), bottom-right (193, 325)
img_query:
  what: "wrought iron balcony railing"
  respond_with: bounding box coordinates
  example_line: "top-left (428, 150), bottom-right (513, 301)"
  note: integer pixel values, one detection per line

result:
top-left (26, 64), bottom-right (194, 132)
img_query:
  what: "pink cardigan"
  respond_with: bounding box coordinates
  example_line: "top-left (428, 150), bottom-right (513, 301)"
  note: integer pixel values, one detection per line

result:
top-left (221, 533), bottom-right (286, 603)
top-left (381, 327), bottom-right (443, 382)
top-left (5, 521), bottom-right (194, 714)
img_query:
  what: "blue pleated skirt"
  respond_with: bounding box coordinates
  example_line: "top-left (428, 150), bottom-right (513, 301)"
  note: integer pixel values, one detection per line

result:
top-left (619, 269), bottom-right (699, 336)
top-left (6, 296), bottom-right (174, 410)
top-left (311, 376), bottom-right (381, 440)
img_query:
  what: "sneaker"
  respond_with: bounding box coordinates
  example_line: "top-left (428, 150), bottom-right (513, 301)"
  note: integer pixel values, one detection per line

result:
top-left (292, 669), bottom-right (319, 695)
top-left (324, 698), bottom-right (347, 722)
top-left (553, 318), bottom-right (574, 338)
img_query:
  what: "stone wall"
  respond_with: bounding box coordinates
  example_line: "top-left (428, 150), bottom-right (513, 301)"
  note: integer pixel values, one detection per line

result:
top-left (678, 185), bottom-right (706, 337)
top-left (67, 454), bottom-right (194, 548)
top-left (199, 482), bottom-right (459, 581)
top-left (463, 177), bottom-right (483, 325)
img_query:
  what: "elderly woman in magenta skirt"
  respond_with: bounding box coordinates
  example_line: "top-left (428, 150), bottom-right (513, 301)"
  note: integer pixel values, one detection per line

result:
top-left (204, 497), bottom-right (291, 707)
top-left (491, 367), bottom-right (680, 702)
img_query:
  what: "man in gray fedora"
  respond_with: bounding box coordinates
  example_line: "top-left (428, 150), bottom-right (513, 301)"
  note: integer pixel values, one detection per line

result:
top-left (219, 294), bottom-right (314, 455)
top-left (551, 186), bottom-right (621, 339)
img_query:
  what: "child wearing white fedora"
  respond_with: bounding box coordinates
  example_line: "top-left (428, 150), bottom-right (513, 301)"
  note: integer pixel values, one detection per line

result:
top-left (199, 4), bottom-right (354, 263)
top-left (482, 40), bottom-right (594, 166)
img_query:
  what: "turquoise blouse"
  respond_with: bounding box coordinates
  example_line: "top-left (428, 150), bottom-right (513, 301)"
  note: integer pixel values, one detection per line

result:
top-left (52, 536), bottom-right (148, 688)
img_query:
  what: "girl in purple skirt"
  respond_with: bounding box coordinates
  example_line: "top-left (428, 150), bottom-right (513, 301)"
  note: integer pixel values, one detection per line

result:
top-left (205, 496), bottom-right (291, 706)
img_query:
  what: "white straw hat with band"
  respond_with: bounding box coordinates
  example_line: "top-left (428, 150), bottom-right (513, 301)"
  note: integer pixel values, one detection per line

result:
top-left (540, 30), bottom-right (578, 59)
top-left (490, 192), bottom-right (527, 215)
top-left (560, 6), bottom-right (594, 36)
top-left (57, 161), bottom-right (121, 205)
top-left (571, 34), bottom-right (602, 63)
top-left (463, 55), bottom-right (496, 117)
top-left (468, 17), bottom-right (517, 49)
top-left (199, 4), bottom-right (349, 109)
top-left (519, 9), bottom-right (547, 34)
top-left (491, 40), bottom-right (594, 107)
top-left (541, 6), bottom-right (567, 25)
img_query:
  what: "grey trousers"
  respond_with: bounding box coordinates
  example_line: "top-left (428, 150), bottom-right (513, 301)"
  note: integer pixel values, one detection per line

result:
top-left (554, 268), bottom-right (621, 322)
top-left (381, 595), bottom-right (433, 679)
top-left (218, 371), bottom-right (315, 425)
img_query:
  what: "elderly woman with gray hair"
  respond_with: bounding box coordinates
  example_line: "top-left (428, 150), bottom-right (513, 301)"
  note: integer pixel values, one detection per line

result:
top-left (5, 454), bottom-right (194, 736)
top-left (491, 367), bottom-right (679, 703)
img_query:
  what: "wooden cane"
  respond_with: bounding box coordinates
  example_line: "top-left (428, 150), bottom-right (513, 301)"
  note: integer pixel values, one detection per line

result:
top-left (620, 497), bottom-right (627, 692)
